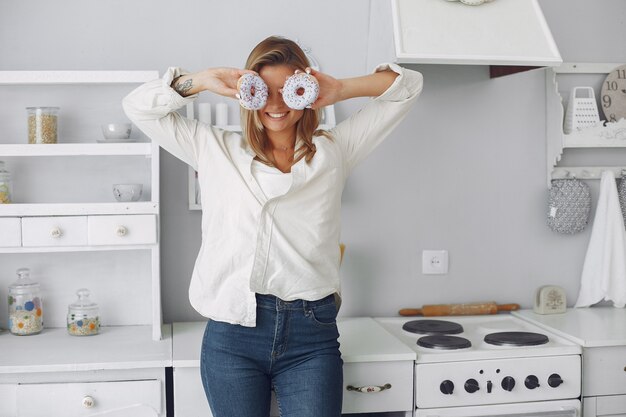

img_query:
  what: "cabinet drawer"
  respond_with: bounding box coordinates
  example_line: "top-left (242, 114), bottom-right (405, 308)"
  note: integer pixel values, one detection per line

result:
top-left (342, 360), bottom-right (414, 414)
top-left (22, 216), bottom-right (87, 247)
top-left (88, 214), bottom-right (157, 246)
top-left (0, 217), bottom-right (21, 247)
top-left (16, 379), bottom-right (162, 417)
top-left (583, 346), bottom-right (626, 396)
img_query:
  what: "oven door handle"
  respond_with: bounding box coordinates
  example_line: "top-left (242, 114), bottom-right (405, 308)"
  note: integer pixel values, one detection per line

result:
top-left (346, 383), bottom-right (392, 393)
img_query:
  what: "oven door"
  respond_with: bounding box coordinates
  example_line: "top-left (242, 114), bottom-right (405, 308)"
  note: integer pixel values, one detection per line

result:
top-left (415, 399), bottom-right (580, 417)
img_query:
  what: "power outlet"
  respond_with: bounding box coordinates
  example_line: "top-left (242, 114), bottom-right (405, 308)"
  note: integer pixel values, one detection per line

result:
top-left (422, 250), bottom-right (449, 275)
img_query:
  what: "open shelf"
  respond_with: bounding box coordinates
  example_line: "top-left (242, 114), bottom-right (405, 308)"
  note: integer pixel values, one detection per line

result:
top-left (0, 202), bottom-right (158, 216)
top-left (545, 62), bottom-right (626, 187)
top-left (0, 71), bottom-right (159, 85)
top-left (0, 142), bottom-right (153, 157)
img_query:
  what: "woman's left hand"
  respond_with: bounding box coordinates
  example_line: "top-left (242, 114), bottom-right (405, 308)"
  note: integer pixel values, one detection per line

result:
top-left (301, 68), bottom-right (343, 110)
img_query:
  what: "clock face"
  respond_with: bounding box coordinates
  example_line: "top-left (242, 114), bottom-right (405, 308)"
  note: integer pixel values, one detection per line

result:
top-left (600, 64), bottom-right (626, 123)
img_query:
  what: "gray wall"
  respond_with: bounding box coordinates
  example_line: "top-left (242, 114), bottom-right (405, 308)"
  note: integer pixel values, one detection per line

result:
top-left (1, 0), bottom-right (625, 323)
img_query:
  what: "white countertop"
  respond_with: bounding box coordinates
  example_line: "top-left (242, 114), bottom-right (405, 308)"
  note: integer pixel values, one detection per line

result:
top-left (513, 307), bottom-right (626, 347)
top-left (0, 325), bottom-right (172, 373)
top-left (173, 318), bottom-right (416, 368)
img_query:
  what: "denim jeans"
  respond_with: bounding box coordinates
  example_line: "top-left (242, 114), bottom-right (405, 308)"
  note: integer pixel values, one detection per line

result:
top-left (200, 293), bottom-right (343, 417)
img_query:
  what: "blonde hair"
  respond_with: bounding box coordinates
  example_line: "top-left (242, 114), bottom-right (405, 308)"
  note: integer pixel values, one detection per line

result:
top-left (241, 36), bottom-right (332, 166)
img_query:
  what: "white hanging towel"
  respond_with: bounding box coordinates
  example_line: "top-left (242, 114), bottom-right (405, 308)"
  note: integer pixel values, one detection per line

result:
top-left (575, 171), bottom-right (626, 308)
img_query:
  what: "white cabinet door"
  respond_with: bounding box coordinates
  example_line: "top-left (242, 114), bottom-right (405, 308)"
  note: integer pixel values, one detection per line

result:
top-left (174, 367), bottom-right (213, 417)
top-left (16, 379), bottom-right (162, 417)
top-left (583, 346), bottom-right (626, 397)
top-left (0, 217), bottom-right (21, 247)
top-left (584, 395), bottom-right (626, 417)
top-left (21, 216), bottom-right (87, 247)
top-left (88, 214), bottom-right (157, 245)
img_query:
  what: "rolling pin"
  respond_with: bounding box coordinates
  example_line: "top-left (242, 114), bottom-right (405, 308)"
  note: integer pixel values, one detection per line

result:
top-left (399, 302), bottom-right (520, 317)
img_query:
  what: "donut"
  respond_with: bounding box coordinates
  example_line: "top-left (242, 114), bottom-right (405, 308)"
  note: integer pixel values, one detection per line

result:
top-left (237, 73), bottom-right (268, 110)
top-left (282, 72), bottom-right (319, 110)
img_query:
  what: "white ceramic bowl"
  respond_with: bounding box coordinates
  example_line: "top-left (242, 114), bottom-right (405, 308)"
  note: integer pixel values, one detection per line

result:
top-left (101, 123), bottom-right (132, 140)
top-left (113, 184), bottom-right (143, 202)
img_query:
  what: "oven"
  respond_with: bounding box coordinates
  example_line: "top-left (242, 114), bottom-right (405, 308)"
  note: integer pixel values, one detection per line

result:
top-left (375, 315), bottom-right (582, 417)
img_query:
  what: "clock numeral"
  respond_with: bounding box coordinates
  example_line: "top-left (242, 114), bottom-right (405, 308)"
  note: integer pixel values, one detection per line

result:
top-left (605, 81), bottom-right (618, 91)
top-left (609, 114), bottom-right (617, 123)
top-left (602, 95), bottom-right (612, 108)
top-left (618, 69), bottom-right (626, 79)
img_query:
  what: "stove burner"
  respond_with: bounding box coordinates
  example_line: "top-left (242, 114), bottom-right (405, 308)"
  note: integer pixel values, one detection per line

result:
top-left (417, 335), bottom-right (472, 350)
top-left (484, 331), bottom-right (549, 347)
top-left (402, 319), bottom-right (464, 335)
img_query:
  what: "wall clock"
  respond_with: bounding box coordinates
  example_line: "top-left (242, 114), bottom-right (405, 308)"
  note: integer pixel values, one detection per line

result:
top-left (600, 63), bottom-right (626, 123)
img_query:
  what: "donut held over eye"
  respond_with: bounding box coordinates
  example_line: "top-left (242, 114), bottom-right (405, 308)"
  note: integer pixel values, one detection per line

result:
top-left (237, 73), bottom-right (268, 110)
top-left (282, 73), bottom-right (319, 110)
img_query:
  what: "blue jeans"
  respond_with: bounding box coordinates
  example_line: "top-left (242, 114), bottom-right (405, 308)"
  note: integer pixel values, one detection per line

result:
top-left (200, 293), bottom-right (343, 417)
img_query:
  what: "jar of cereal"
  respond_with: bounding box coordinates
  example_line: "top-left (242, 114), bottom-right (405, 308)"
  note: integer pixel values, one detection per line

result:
top-left (67, 288), bottom-right (100, 336)
top-left (8, 268), bottom-right (43, 336)
top-left (0, 161), bottom-right (12, 204)
top-left (26, 106), bottom-right (59, 144)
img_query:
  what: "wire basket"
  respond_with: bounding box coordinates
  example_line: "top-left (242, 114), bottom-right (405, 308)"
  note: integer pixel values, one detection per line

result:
top-left (563, 87), bottom-right (601, 134)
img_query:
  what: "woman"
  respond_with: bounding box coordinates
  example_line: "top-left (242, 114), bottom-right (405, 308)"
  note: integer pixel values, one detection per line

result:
top-left (123, 36), bottom-right (422, 417)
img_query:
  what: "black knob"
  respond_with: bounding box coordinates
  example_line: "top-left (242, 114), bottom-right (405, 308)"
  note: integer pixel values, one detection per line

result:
top-left (548, 374), bottom-right (564, 388)
top-left (501, 376), bottom-right (516, 392)
top-left (440, 380), bottom-right (454, 395)
top-left (464, 378), bottom-right (480, 393)
top-left (525, 375), bottom-right (540, 389)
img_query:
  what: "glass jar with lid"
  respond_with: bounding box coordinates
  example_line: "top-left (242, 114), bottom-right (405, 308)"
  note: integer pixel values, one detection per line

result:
top-left (67, 288), bottom-right (100, 336)
top-left (0, 160), bottom-right (12, 204)
top-left (26, 106), bottom-right (59, 144)
top-left (8, 268), bottom-right (44, 335)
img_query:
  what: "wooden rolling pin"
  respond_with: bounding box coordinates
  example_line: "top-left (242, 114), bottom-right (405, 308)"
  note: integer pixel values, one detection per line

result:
top-left (399, 302), bottom-right (520, 317)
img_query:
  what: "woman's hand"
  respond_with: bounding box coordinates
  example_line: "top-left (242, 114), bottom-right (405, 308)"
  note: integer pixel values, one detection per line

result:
top-left (172, 67), bottom-right (256, 98)
top-left (301, 68), bottom-right (343, 110)
top-left (203, 67), bottom-right (257, 98)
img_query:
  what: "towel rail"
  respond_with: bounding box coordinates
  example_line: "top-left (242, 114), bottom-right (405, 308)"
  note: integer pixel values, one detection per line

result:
top-left (551, 166), bottom-right (626, 180)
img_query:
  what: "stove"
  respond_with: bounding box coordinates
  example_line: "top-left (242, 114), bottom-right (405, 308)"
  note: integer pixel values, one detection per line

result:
top-left (376, 315), bottom-right (582, 415)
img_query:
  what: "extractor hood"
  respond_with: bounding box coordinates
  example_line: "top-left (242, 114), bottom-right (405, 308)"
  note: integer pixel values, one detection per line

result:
top-left (391, 0), bottom-right (562, 76)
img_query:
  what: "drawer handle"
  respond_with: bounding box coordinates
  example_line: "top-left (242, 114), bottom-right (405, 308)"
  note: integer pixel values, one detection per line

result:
top-left (346, 383), bottom-right (392, 393)
top-left (115, 225), bottom-right (128, 237)
top-left (82, 395), bottom-right (95, 408)
top-left (50, 226), bottom-right (63, 238)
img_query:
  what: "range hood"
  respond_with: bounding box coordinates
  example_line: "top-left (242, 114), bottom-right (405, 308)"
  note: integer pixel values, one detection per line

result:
top-left (391, 0), bottom-right (562, 76)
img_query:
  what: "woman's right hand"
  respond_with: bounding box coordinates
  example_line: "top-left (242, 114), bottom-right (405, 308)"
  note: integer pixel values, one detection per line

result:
top-left (202, 67), bottom-right (257, 98)
top-left (172, 67), bottom-right (256, 98)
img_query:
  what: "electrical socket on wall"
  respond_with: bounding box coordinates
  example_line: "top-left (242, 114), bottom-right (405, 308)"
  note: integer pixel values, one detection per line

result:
top-left (422, 250), bottom-right (449, 275)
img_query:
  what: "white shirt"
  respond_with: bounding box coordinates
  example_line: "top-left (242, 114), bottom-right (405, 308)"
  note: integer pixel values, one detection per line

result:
top-left (123, 63), bottom-right (423, 326)
top-left (251, 159), bottom-right (293, 200)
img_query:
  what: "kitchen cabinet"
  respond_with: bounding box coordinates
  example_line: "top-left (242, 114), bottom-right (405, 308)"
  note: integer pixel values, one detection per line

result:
top-left (0, 71), bottom-right (170, 417)
top-left (172, 318), bottom-right (416, 416)
top-left (546, 63), bottom-right (626, 188)
top-left (513, 308), bottom-right (626, 417)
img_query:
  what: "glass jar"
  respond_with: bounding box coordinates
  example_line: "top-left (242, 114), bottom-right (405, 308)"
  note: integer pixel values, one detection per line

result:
top-left (26, 106), bottom-right (59, 144)
top-left (0, 160), bottom-right (12, 204)
top-left (67, 288), bottom-right (100, 336)
top-left (8, 268), bottom-right (43, 335)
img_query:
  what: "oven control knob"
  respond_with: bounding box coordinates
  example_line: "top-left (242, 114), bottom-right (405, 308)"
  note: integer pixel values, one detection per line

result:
top-left (501, 376), bottom-right (516, 391)
top-left (525, 375), bottom-right (540, 389)
top-left (464, 378), bottom-right (480, 393)
top-left (440, 380), bottom-right (454, 395)
top-left (548, 373), bottom-right (564, 388)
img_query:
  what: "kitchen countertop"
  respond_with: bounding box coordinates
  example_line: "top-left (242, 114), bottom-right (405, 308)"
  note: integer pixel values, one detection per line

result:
top-left (513, 307), bottom-right (626, 347)
top-left (173, 317), bottom-right (416, 368)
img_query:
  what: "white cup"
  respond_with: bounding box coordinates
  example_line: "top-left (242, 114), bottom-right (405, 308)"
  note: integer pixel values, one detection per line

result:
top-left (215, 103), bottom-right (228, 126)
top-left (198, 103), bottom-right (212, 124)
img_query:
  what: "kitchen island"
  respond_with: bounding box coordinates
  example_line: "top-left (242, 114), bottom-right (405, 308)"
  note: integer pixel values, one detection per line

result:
top-left (514, 307), bottom-right (626, 417)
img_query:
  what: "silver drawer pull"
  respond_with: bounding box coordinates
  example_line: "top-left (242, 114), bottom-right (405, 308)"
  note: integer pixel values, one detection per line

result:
top-left (82, 395), bottom-right (95, 408)
top-left (50, 227), bottom-right (63, 238)
top-left (346, 383), bottom-right (392, 393)
top-left (115, 226), bottom-right (128, 237)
